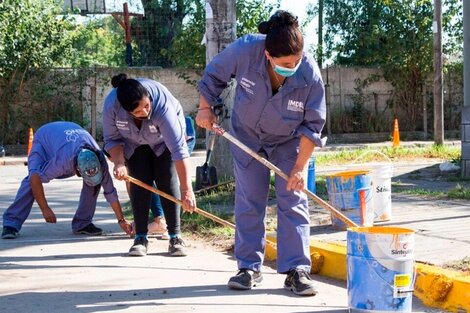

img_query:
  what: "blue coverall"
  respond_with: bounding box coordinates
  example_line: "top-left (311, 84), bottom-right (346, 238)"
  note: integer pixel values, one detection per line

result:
top-left (2, 121), bottom-right (118, 232)
top-left (198, 34), bottom-right (326, 273)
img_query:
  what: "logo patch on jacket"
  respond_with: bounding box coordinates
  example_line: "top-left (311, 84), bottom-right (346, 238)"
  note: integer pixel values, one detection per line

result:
top-left (287, 100), bottom-right (305, 112)
top-left (240, 77), bottom-right (255, 95)
top-left (149, 125), bottom-right (158, 133)
top-left (116, 120), bottom-right (130, 131)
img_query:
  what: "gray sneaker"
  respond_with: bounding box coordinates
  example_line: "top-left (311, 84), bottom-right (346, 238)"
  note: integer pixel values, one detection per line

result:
top-left (128, 237), bottom-right (148, 256)
top-left (284, 268), bottom-right (318, 296)
top-left (168, 237), bottom-right (187, 257)
top-left (2, 226), bottom-right (18, 239)
top-left (227, 269), bottom-right (263, 290)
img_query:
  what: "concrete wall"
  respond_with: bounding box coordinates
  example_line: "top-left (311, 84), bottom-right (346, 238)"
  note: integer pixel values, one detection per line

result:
top-left (323, 66), bottom-right (394, 113)
top-left (81, 68), bottom-right (201, 139)
top-left (83, 66), bottom-right (397, 138)
top-left (1, 66), bottom-right (463, 144)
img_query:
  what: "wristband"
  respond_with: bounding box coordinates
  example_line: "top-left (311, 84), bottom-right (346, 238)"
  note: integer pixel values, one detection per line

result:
top-left (117, 218), bottom-right (125, 224)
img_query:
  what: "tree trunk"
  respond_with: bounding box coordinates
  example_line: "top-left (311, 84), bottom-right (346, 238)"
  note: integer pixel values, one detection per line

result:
top-left (205, 0), bottom-right (236, 181)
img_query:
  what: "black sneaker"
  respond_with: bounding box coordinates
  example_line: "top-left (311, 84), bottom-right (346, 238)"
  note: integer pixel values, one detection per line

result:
top-left (1, 226), bottom-right (18, 239)
top-left (227, 269), bottom-right (263, 290)
top-left (74, 223), bottom-right (103, 235)
top-left (284, 268), bottom-right (318, 296)
top-left (128, 237), bottom-right (148, 256)
top-left (168, 237), bottom-right (187, 257)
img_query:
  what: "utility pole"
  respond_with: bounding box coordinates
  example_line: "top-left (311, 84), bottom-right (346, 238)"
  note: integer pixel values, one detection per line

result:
top-left (204, 0), bottom-right (236, 180)
top-left (433, 0), bottom-right (444, 145)
top-left (317, 0), bottom-right (323, 68)
top-left (462, 0), bottom-right (470, 177)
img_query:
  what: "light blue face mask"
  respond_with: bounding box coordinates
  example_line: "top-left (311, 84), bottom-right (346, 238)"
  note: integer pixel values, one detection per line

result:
top-left (272, 59), bottom-right (302, 77)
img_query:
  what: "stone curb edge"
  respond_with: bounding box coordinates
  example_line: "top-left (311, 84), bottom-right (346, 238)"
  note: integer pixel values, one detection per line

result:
top-left (0, 158), bottom-right (27, 166)
top-left (266, 236), bottom-right (469, 313)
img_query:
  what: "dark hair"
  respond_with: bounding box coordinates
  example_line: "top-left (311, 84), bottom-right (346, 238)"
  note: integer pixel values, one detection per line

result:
top-left (111, 73), bottom-right (149, 112)
top-left (258, 10), bottom-right (303, 57)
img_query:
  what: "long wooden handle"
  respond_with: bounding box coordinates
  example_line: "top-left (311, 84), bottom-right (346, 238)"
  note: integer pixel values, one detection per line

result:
top-left (124, 175), bottom-right (278, 249)
top-left (212, 125), bottom-right (359, 228)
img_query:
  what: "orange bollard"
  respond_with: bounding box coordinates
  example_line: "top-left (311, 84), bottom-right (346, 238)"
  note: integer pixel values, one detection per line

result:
top-left (27, 128), bottom-right (34, 155)
top-left (392, 119), bottom-right (400, 148)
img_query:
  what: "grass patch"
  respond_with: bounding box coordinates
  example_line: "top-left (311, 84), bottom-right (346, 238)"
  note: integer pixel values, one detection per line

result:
top-left (181, 209), bottom-right (234, 236)
top-left (443, 256), bottom-right (470, 273)
top-left (122, 201), bottom-right (133, 221)
top-left (121, 184), bottom-right (236, 237)
top-left (392, 182), bottom-right (470, 199)
top-left (184, 183), bottom-right (236, 237)
top-left (315, 145), bottom-right (460, 166)
top-left (447, 184), bottom-right (470, 199)
top-left (391, 186), bottom-right (446, 198)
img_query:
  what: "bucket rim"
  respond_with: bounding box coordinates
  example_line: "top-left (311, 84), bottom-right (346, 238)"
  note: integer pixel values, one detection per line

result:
top-left (347, 226), bottom-right (414, 234)
top-left (349, 162), bottom-right (393, 168)
top-left (326, 170), bottom-right (370, 178)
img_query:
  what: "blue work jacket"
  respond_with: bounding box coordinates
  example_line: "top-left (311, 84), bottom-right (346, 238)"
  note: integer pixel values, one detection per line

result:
top-left (28, 121), bottom-right (118, 204)
top-left (198, 34), bottom-right (326, 164)
top-left (102, 78), bottom-right (189, 161)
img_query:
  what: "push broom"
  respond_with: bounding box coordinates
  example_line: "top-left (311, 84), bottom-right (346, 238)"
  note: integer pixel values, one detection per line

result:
top-left (124, 175), bottom-right (278, 250)
top-left (211, 124), bottom-right (358, 228)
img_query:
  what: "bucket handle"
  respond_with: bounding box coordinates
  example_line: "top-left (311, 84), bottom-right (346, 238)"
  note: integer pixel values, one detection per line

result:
top-left (352, 150), bottom-right (392, 165)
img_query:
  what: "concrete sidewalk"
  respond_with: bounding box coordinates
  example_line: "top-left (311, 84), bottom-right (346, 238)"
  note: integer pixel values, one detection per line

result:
top-left (1, 143), bottom-right (468, 312)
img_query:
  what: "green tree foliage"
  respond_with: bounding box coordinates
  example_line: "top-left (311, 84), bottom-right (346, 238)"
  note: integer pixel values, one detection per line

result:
top-left (0, 0), bottom-right (74, 78)
top-left (66, 17), bottom-right (126, 67)
top-left (132, 0), bottom-right (190, 66)
top-left (165, 0), bottom-right (278, 69)
top-left (0, 0), bottom-right (75, 140)
top-left (321, 0), bottom-right (462, 131)
top-left (162, 1), bottom-right (206, 69)
top-left (236, 0), bottom-right (279, 35)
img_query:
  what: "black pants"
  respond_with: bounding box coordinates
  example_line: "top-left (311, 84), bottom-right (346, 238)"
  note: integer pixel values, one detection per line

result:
top-left (127, 145), bottom-right (180, 236)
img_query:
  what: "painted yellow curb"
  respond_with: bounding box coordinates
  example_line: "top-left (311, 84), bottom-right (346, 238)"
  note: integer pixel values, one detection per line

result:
top-left (265, 235), bottom-right (470, 313)
top-left (414, 263), bottom-right (470, 313)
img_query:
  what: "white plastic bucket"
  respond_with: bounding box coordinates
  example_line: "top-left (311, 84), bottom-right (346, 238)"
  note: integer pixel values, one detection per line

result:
top-left (347, 227), bottom-right (415, 312)
top-left (350, 151), bottom-right (393, 222)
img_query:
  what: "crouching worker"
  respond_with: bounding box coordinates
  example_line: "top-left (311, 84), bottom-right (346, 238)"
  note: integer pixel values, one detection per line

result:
top-left (1, 121), bottom-right (132, 239)
top-left (103, 74), bottom-right (196, 257)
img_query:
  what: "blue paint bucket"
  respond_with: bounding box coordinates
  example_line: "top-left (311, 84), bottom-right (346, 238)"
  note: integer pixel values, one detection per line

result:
top-left (326, 170), bottom-right (373, 230)
top-left (307, 157), bottom-right (316, 194)
top-left (347, 227), bottom-right (415, 313)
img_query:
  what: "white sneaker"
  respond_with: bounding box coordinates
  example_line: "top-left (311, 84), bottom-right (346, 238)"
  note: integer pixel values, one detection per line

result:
top-left (148, 217), bottom-right (169, 240)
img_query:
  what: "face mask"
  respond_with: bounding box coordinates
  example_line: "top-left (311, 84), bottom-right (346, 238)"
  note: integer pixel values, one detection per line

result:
top-left (132, 106), bottom-right (152, 120)
top-left (131, 96), bottom-right (153, 120)
top-left (272, 59), bottom-right (302, 77)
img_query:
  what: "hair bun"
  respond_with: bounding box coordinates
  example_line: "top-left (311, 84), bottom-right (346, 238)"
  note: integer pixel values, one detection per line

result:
top-left (258, 21), bottom-right (271, 34)
top-left (111, 73), bottom-right (128, 88)
top-left (269, 10), bottom-right (298, 29)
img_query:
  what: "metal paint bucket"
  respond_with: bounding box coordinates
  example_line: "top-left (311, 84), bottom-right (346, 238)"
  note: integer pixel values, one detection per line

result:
top-left (326, 170), bottom-right (373, 230)
top-left (347, 227), bottom-right (415, 313)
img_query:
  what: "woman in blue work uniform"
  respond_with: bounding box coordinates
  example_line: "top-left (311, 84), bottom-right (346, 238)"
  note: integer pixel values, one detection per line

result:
top-left (103, 73), bottom-right (196, 257)
top-left (1, 121), bottom-right (132, 239)
top-left (196, 11), bottom-right (326, 296)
